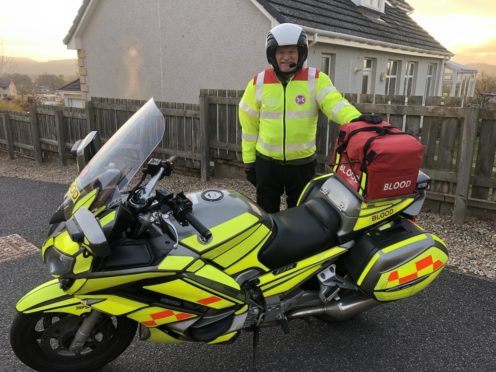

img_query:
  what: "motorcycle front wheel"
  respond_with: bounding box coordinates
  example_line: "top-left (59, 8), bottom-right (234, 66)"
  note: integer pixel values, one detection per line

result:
top-left (10, 312), bottom-right (137, 372)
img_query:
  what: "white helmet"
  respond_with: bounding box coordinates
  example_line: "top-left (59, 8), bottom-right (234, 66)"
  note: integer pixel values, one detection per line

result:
top-left (266, 23), bottom-right (308, 75)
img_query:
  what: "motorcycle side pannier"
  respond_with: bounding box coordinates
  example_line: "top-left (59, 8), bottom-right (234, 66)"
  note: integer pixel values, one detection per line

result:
top-left (331, 120), bottom-right (425, 200)
top-left (342, 219), bottom-right (448, 301)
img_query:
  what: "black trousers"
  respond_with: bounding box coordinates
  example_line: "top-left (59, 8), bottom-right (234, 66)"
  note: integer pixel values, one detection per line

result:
top-left (255, 155), bottom-right (316, 213)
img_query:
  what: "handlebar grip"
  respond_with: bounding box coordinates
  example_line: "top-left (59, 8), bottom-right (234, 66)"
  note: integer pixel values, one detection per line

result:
top-left (184, 212), bottom-right (212, 241)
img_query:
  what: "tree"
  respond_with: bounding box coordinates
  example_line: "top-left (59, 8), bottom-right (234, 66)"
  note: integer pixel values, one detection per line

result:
top-left (35, 74), bottom-right (66, 92)
top-left (476, 72), bottom-right (496, 95)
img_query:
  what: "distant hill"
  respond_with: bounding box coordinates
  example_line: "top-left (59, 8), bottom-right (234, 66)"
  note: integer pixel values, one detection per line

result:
top-left (1, 57), bottom-right (78, 77)
top-left (465, 63), bottom-right (496, 77)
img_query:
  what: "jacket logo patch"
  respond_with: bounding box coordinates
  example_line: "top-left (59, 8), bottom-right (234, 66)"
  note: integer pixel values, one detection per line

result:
top-left (295, 95), bottom-right (306, 105)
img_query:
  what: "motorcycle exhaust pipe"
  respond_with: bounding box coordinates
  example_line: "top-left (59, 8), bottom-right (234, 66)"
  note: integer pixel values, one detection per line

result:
top-left (287, 294), bottom-right (379, 321)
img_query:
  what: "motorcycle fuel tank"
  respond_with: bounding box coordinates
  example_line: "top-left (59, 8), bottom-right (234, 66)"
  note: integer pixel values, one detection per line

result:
top-left (177, 189), bottom-right (273, 276)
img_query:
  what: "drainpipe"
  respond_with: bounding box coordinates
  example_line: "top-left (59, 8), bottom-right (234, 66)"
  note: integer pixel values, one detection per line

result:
top-left (309, 33), bottom-right (319, 48)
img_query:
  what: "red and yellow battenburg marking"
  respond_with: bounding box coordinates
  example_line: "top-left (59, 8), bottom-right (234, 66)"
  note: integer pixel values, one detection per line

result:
top-left (386, 254), bottom-right (444, 286)
top-left (373, 246), bottom-right (448, 301)
top-left (197, 296), bottom-right (222, 305)
top-left (127, 306), bottom-right (197, 327)
top-left (144, 280), bottom-right (235, 309)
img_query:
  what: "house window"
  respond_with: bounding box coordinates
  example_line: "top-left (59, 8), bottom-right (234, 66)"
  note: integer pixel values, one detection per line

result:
top-left (442, 68), bottom-right (454, 96)
top-left (425, 63), bottom-right (436, 97)
top-left (321, 53), bottom-right (336, 81)
top-left (351, 0), bottom-right (385, 12)
top-left (457, 73), bottom-right (475, 97)
top-left (361, 58), bottom-right (374, 94)
top-left (385, 60), bottom-right (400, 95)
top-left (403, 61), bottom-right (416, 96)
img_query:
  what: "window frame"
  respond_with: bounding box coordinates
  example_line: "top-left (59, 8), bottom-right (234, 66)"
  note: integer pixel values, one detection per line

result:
top-left (385, 59), bottom-right (400, 95)
top-left (403, 61), bottom-right (417, 96)
top-left (320, 53), bottom-right (336, 82)
top-left (361, 57), bottom-right (375, 94)
top-left (425, 63), bottom-right (436, 98)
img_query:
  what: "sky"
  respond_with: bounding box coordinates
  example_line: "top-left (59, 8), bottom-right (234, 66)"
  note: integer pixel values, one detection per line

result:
top-left (0, 0), bottom-right (495, 64)
top-left (407, 0), bottom-right (496, 64)
top-left (0, 0), bottom-right (83, 61)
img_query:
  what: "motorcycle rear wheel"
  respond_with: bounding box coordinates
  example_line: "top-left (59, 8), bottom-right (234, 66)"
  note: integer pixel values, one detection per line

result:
top-left (10, 312), bottom-right (137, 372)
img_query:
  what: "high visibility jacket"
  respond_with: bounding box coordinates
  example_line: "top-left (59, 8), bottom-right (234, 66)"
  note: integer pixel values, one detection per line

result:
top-left (239, 67), bottom-right (361, 164)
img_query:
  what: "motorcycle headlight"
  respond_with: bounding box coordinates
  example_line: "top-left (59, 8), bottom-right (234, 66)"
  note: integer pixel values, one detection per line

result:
top-left (44, 247), bottom-right (75, 276)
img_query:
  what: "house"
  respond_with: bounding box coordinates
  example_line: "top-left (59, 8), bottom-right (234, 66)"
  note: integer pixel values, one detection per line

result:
top-left (56, 79), bottom-right (85, 108)
top-left (442, 61), bottom-right (477, 97)
top-left (64, 0), bottom-right (452, 104)
top-left (0, 79), bottom-right (17, 99)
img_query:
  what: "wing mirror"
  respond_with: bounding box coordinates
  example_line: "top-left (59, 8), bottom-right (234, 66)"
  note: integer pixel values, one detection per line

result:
top-left (66, 206), bottom-right (111, 257)
top-left (71, 131), bottom-right (101, 173)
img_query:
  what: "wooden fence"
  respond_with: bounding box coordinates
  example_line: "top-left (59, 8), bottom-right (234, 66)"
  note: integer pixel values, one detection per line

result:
top-left (1, 92), bottom-right (495, 223)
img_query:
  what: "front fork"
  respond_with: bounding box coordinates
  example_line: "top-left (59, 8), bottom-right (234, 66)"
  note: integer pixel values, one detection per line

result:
top-left (69, 310), bottom-right (103, 353)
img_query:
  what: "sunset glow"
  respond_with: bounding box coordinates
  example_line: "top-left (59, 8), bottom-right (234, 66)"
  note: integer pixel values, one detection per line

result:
top-left (0, 0), bottom-right (495, 64)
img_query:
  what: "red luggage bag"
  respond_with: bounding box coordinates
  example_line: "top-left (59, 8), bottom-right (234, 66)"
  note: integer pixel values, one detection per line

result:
top-left (331, 120), bottom-right (425, 200)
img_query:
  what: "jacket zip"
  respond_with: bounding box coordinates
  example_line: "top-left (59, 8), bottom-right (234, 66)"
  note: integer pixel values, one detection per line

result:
top-left (282, 82), bottom-right (287, 162)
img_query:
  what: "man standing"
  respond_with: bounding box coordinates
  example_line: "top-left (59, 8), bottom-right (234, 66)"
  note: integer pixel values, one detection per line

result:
top-left (239, 23), bottom-right (361, 213)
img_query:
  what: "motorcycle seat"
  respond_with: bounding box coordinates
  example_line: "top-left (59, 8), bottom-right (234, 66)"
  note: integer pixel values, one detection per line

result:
top-left (259, 196), bottom-right (340, 269)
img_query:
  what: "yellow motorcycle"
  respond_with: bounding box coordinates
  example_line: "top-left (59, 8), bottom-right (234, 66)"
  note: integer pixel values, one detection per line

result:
top-left (10, 99), bottom-right (448, 371)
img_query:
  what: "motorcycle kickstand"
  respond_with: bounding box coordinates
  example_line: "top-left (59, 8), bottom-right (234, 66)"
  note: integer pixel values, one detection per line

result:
top-left (252, 327), bottom-right (260, 372)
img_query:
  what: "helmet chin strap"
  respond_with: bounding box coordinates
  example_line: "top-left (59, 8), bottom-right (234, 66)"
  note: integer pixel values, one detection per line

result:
top-left (274, 63), bottom-right (298, 82)
top-left (277, 71), bottom-right (294, 82)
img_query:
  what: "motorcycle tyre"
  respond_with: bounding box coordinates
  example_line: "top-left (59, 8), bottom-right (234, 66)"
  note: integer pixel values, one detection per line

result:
top-left (10, 312), bottom-right (137, 372)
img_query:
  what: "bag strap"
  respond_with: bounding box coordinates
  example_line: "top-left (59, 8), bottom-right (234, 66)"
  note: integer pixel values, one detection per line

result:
top-left (337, 125), bottom-right (395, 153)
top-left (360, 130), bottom-right (414, 171)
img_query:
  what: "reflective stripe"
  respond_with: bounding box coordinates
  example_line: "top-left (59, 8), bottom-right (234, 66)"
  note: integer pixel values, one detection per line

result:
top-left (308, 67), bottom-right (317, 112)
top-left (260, 111), bottom-right (283, 119)
top-left (286, 139), bottom-right (315, 152)
top-left (242, 133), bottom-right (258, 141)
top-left (286, 110), bottom-right (318, 119)
top-left (257, 137), bottom-right (282, 153)
top-left (239, 100), bottom-right (258, 118)
top-left (332, 101), bottom-right (351, 119)
top-left (317, 86), bottom-right (337, 104)
top-left (256, 71), bottom-right (265, 106)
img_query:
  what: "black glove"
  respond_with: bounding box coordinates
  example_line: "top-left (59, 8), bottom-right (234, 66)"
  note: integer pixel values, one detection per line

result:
top-left (351, 114), bottom-right (383, 124)
top-left (245, 163), bottom-right (256, 186)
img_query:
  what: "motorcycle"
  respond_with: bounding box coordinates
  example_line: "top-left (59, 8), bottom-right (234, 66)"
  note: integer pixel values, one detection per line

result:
top-left (10, 98), bottom-right (448, 371)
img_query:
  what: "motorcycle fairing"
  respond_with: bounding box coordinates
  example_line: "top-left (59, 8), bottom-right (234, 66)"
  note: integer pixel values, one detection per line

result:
top-left (16, 279), bottom-right (87, 315)
top-left (74, 272), bottom-right (175, 294)
top-left (257, 246), bottom-right (347, 297)
top-left (300, 174), bottom-right (417, 238)
top-left (127, 306), bottom-right (198, 327)
top-left (353, 198), bottom-right (415, 231)
top-left (204, 224), bottom-right (271, 269)
top-left (143, 279), bottom-right (237, 310)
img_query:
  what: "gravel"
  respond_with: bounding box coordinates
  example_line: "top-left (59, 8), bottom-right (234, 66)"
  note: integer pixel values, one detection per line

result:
top-left (1, 152), bottom-right (495, 280)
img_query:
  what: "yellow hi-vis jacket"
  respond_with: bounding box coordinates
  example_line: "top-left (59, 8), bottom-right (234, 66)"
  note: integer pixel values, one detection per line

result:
top-left (239, 67), bottom-right (361, 164)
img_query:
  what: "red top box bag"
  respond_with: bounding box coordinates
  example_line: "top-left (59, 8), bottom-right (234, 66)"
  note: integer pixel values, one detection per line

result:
top-left (331, 119), bottom-right (425, 200)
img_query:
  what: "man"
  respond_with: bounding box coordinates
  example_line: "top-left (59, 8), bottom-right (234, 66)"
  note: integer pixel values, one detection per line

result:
top-left (239, 23), bottom-right (361, 213)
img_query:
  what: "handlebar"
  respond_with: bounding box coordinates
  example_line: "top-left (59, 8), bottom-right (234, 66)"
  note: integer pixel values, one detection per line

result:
top-left (183, 211), bottom-right (212, 242)
top-left (129, 159), bottom-right (212, 242)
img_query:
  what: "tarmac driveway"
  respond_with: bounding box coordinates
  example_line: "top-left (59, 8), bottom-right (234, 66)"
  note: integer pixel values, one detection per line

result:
top-left (1, 176), bottom-right (495, 371)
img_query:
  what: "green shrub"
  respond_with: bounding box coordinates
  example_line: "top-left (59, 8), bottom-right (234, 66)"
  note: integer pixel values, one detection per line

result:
top-left (0, 100), bottom-right (24, 112)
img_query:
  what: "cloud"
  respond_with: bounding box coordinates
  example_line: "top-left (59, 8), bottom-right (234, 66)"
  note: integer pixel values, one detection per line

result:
top-left (407, 0), bottom-right (496, 16)
top-left (411, 14), bottom-right (496, 49)
top-left (451, 38), bottom-right (496, 64)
